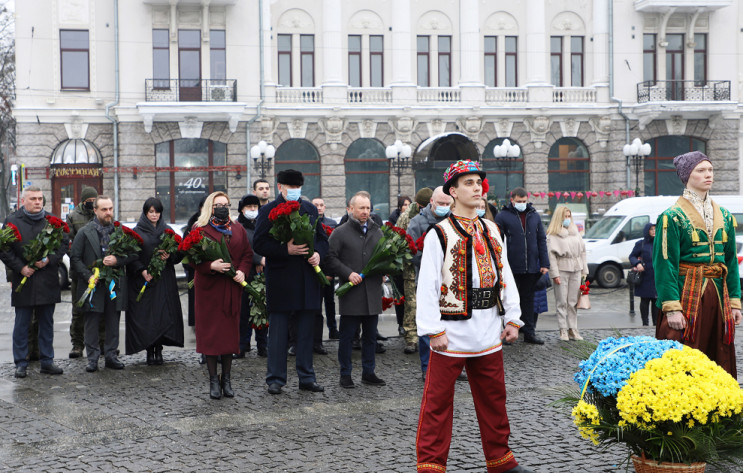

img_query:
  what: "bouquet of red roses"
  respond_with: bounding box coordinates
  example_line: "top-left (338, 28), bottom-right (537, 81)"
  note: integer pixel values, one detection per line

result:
top-left (268, 201), bottom-right (330, 286)
top-left (75, 222), bottom-right (143, 307)
top-left (179, 227), bottom-right (262, 300)
top-left (0, 223), bottom-right (21, 250)
top-left (336, 222), bottom-right (416, 298)
top-left (15, 215), bottom-right (69, 293)
top-left (136, 228), bottom-right (183, 302)
top-left (579, 279), bottom-right (591, 296)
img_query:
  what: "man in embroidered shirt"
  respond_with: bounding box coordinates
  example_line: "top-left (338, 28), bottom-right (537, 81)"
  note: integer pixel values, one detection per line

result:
top-left (415, 160), bottom-right (532, 473)
top-left (653, 151), bottom-right (741, 378)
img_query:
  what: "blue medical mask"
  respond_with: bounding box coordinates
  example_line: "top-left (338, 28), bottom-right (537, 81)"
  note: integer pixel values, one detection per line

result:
top-left (513, 202), bottom-right (527, 212)
top-left (476, 209), bottom-right (486, 218)
top-left (434, 205), bottom-right (450, 217)
top-left (285, 188), bottom-right (302, 201)
top-left (562, 218), bottom-right (571, 228)
top-left (244, 210), bottom-right (259, 220)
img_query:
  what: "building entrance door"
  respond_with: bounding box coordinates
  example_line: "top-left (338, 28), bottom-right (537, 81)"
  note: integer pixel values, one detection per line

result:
top-left (51, 168), bottom-right (102, 221)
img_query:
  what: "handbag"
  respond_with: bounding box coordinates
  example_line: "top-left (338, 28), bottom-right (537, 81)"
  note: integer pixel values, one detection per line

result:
top-left (576, 293), bottom-right (591, 310)
top-left (626, 269), bottom-right (643, 285)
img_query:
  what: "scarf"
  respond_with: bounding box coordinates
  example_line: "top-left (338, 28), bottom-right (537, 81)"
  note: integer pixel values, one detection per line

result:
top-left (683, 188), bottom-right (714, 237)
top-left (22, 207), bottom-right (46, 221)
top-left (93, 216), bottom-right (116, 251)
top-left (452, 214), bottom-right (496, 288)
top-left (209, 217), bottom-right (232, 236)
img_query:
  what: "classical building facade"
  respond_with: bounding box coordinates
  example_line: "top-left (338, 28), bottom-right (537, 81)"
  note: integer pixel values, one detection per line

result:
top-left (13, 0), bottom-right (743, 223)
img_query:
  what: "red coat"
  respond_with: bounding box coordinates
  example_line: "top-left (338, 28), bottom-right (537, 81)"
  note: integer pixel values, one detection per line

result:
top-left (194, 223), bottom-right (253, 355)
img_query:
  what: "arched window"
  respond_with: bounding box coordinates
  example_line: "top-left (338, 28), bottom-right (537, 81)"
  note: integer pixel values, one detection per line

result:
top-left (548, 137), bottom-right (590, 193)
top-left (482, 138), bottom-right (524, 199)
top-left (414, 133), bottom-right (479, 191)
top-left (274, 139), bottom-right (321, 200)
top-left (644, 136), bottom-right (706, 196)
top-left (155, 139), bottom-right (227, 223)
top-left (345, 138), bottom-right (390, 219)
top-left (51, 139), bottom-right (103, 220)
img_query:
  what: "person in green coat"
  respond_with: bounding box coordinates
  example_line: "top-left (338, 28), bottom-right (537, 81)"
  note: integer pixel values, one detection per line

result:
top-left (653, 151), bottom-right (741, 378)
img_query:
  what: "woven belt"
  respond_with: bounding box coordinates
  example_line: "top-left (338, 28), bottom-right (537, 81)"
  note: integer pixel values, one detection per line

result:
top-left (470, 287), bottom-right (497, 310)
top-left (677, 262), bottom-right (733, 344)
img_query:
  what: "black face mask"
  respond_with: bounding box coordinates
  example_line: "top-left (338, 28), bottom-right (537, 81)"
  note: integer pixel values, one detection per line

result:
top-left (213, 206), bottom-right (230, 223)
top-left (84, 201), bottom-right (94, 211)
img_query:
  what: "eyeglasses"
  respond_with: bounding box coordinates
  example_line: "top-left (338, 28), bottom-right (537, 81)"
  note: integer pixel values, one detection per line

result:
top-left (213, 204), bottom-right (230, 208)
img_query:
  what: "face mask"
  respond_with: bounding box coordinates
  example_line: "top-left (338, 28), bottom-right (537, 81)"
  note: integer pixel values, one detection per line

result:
top-left (83, 201), bottom-right (94, 211)
top-left (476, 209), bottom-right (486, 218)
top-left (514, 202), bottom-right (527, 212)
top-left (244, 210), bottom-right (259, 220)
top-left (213, 206), bottom-right (230, 222)
top-left (434, 205), bottom-right (450, 217)
top-left (286, 188), bottom-right (302, 201)
top-left (562, 218), bottom-right (571, 228)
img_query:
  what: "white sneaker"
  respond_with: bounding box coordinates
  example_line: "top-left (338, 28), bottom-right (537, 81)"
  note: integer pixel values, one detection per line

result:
top-left (559, 329), bottom-right (569, 341)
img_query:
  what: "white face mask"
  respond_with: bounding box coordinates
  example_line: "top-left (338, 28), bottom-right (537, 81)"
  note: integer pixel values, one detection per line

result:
top-left (244, 210), bottom-right (259, 220)
top-left (513, 202), bottom-right (527, 212)
top-left (476, 209), bottom-right (486, 218)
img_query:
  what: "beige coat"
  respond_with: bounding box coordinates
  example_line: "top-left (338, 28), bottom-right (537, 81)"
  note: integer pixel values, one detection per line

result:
top-left (547, 226), bottom-right (588, 279)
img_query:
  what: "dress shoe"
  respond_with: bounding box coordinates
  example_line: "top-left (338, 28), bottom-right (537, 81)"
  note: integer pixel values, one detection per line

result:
top-left (105, 358), bottom-right (125, 370)
top-left (398, 325), bottom-right (406, 337)
top-left (339, 375), bottom-right (355, 389)
top-left (376, 333), bottom-right (388, 341)
top-left (313, 344), bottom-right (328, 355)
top-left (328, 328), bottom-right (340, 340)
top-left (504, 466), bottom-right (535, 473)
top-left (257, 346), bottom-right (268, 358)
top-left (559, 329), bottom-right (569, 341)
top-left (154, 346), bottom-right (164, 365)
top-left (404, 343), bottom-right (417, 354)
top-left (421, 372), bottom-right (426, 382)
top-left (375, 342), bottom-right (386, 354)
top-left (232, 351), bottom-right (246, 359)
top-left (288, 345), bottom-right (296, 356)
top-left (523, 336), bottom-right (545, 345)
top-left (209, 375), bottom-right (222, 400)
top-left (361, 373), bottom-right (386, 386)
top-left (352, 339), bottom-right (361, 350)
top-left (221, 373), bottom-right (234, 398)
top-left (69, 346), bottom-right (83, 359)
top-left (267, 383), bottom-right (283, 395)
top-left (146, 347), bottom-right (155, 366)
top-left (199, 353), bottom-right (206, 364)
top-left (568, 328), bottom-right (584, 341)
top-left (14, 366), bottom-right (27, 378)
top-left (40, 363), bottom-right (63, 375)
top-left (86, 361), bottom-right (98, 372)
top-left (298, 381), bottom-right (325, 392)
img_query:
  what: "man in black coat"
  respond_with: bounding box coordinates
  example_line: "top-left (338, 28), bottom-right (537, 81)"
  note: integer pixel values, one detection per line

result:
top-left (253, 169), bottom-right (329, 395)
top-left (494, 187), bottom-right (550, 344)
top-left (0, 186), bottom-right (67, 378)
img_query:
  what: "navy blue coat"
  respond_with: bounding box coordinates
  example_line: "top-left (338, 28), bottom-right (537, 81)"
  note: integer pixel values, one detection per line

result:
top-left (629, 223), bottom-right (657, 299)
top-left (494, 203), bottom-right (549, 274)
top-left (253, 195), bottom-right (329, 313)
top-left (534, 273), bottom-right (551, 314)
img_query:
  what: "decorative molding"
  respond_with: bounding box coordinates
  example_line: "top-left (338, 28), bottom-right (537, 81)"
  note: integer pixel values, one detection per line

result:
top-left (494, 119), bottom-right (513, 138)
top-left (707, 114), bottom-right (724, 130)
top-left (456, 117), bottom-right (484, 141)
top-left (588, 116), bottom-right (612, 148)
top-left (277, 8), bottom-right (315, 30)
top-left (288, 119), bottom-right (308, 139)
top-left (228, 115), bottom-right (240, 134)
top-left (559, 118), bottom-right (581, 138)
top-left (426, 119), bottom-right (447, 137)
top-left (179, 117), bottom-right (203, 140)
top-left (348, 10), bottom-right (384, 30)
top-left (177, 8), bottom-right (201, 28)
top-left (637, 112), bottom-right (661, 130)
top-left (320, 116), bottom-right (346, 148)
top-left (151, 7), bottom-right (169, 26)
top-left (389, 116), bottom-right (417, 143)
top-left (142, 114), bottom-right (154, 134)
top-left (484, 11), bottom-right (518, 32)
top-left (551, 11), bottom-right (586, 33)
top-left (665, 115), bottom-right (687, 136)
top-left (260, 117), bottom-right (278, 143)
top-left (64, 115), bottom-right (88, 140)
top-left (359, 120), bottom-right (378, 139)
top-left (523, 116), bottom-right (551, 149)
top-left (417, 10), bottom-right (452, 31)
top-left (59, 0), bottom-right (89, 24)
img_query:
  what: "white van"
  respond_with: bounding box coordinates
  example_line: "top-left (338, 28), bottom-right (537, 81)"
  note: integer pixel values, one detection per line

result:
top-left (584, 195), bottom-right (743, 287)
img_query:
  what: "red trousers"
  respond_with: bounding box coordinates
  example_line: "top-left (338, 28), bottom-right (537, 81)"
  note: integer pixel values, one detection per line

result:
top-left (416, 350), bottom-right (519, 473)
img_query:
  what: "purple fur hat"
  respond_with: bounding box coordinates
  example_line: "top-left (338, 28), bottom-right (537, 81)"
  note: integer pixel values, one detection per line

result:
top-left (673, 151), bottom-right (710, 184)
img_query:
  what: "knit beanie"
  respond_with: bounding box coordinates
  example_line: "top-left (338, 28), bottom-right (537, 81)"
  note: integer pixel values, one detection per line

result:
top-left (80, 186), bottom-right (98, 202)
top-left (414, 187), bottom-right (433, 207)
top-left (673, 151), bottom-right (710, 185)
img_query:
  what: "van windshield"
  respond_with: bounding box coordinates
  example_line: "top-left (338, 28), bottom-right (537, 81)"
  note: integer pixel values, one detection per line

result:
top-left (585, 216), bottom-right (625, 239)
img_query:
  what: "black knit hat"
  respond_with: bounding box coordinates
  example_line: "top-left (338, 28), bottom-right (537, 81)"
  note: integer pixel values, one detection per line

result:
top-left (238, 194), bottom-right (261, 210)
top-left (276, 169), bottom-right (304, 186)
top-left (80, 186), bottom-right (98, 202)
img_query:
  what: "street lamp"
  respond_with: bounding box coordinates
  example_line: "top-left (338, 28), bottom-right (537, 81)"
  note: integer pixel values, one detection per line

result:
top-left (622, 138), bottom-right (652, 197)
top-left (250, 140), bottom-right (276, 180)
top-left (492, 139), bottom-right (521, 199)
top-left (385, 139), bottom-right (412, 197)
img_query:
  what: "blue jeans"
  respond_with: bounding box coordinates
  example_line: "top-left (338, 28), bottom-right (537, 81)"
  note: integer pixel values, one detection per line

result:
top-left (419, 335), bottom-right (430, 374)
top-left (14, 305), bottom-right (55, 368)
top-left (266, 310), bottom-right (316, 386)
top-left (338, 315), bottom-right (378, 377)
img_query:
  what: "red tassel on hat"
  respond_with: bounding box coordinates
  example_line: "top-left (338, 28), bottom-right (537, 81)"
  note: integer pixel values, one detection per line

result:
top-left (482, 178), bottom-right (489, 194)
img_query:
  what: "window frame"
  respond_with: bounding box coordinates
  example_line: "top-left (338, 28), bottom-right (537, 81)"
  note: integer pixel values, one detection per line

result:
top-left (550, 36), bottom-right (563, 87)
top-left (277, 33), bottom-right (293, 87)
top-left (210, 29), bottom-right (226, 83)
top-left (417, 35), bottom-right (430, 87)
top-left (369, 35), bottom-right (384, 87)
top-left (643, 33), bottom-right (657, 83)
top-left (60, 29), bottom-right (90, 91)
top-left (300, 34), bottom-right (315, 87)
top-left (505, 36), bottom-right (518, 87)
top-left (152, 29), bottom-right (170, 90)
top-left (438, 35), bottom-right (452, 87)
top-left (570, 36), bottom-right (584, 87)
top-left (484, 36), bottom-right (497, 87)
top-left (348, 34), bottom-right (362, 87)
top-left (693, 33), bottom-right (707, 86)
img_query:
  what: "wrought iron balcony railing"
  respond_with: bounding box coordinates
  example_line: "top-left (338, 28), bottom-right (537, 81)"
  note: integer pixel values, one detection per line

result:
top-left (637, 80), bottom-right (731, 103)
top-left (145, 79), bottom-right (238, 102)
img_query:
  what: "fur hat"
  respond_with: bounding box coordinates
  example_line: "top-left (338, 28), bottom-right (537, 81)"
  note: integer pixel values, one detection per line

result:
top-left (442, 160), bottom-right (486, 196)
top-left (80, 186), bottom-right (98, 202)
top-left (673, 151), bottom-right (710, 185)
top-left (276, 169), bottom-right (304, 186)
top-left (238, 194), bottom-right (261, 210)
top-left (414, 187), bottom-right (434, 207)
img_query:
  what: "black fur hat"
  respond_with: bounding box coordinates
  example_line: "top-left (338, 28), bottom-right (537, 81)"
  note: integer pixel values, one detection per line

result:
top-left (276, 169), bottom-right (304, 186)
top-left (238, 194), bottom-right (261, 210)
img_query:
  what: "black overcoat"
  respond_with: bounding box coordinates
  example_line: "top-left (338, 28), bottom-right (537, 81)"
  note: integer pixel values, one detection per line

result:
top-left (253, 195), bottom-right (329, 313)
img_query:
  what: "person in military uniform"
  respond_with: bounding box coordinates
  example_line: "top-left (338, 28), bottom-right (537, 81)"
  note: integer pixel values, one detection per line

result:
top-left (653, 151), bottom-right (742, 378)
top-left (66, 186), bottom-right (98, 358)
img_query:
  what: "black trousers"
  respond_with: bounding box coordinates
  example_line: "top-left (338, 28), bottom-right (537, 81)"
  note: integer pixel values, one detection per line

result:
top-left (323, 282), bottom-right (337, 331)
top-left (640, 297), bottom-right (658, 326)
top-left (512, 273), bottom-right (542, 339)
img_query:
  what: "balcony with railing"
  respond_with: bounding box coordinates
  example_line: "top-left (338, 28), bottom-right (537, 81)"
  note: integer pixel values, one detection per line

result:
top-left (347, 88), bottom-right (393, 104)
top-left (637, 80), bottom-right (731, 103)
top-left (275, 87), bottom-right (323, 104)
top-left (145, 79), bottom-right (238, 102)
top-left (485, 88), bottom-right (528, 104)
top-left (552, 87), bottom-right (597, 103)
top-left (416, 88), bottom-right (461, 104)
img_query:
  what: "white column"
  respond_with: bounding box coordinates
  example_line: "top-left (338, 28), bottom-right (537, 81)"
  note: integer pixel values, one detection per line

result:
top-left (592, 0), bottom-right (609, 85)
top-left (458, 0), bottom-right (480, 85)
top-left (262, 0), bottom-right (273, 85)
top-left (525, 0), bottom-right (547, 85)
top-left (391, 0), bottom-right (413, 85)
top-left (322, 0), bottom-right (344, 85)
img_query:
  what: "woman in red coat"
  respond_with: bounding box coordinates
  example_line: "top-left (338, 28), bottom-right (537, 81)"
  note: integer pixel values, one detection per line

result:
top-left (193, 191), bottom-right (253, 399)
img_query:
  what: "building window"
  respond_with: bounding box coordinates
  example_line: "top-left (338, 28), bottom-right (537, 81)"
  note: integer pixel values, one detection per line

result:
top-left (484, 36), bottom-right (496, 87)
top-left (275, 139), bottom-right (321, 199)
top-left (348, 35), bottom-right (362, 87)
top-left (694, 33), bottom-right (706, 86)
top-left (645, 136), bottom-right (705, 196)
top-left (370, 35), bottom-right (384, 87)
top-left (550, 36), bottom-right (562, 87)
top-left (643, 34), bottom-right (656, 83)
top-left (210, 30), bottom-right (226, 82)
top-left (155, 139), bottom-right (227, 223)
top-left (438, 36), bottom-right (451, 87)
top-left (300, 34), bottom-right (315, 87)
top-left (152, 29), bottom-right (169, 89)
top-left (278, 34), bottom-right (292, 87)
top-left (548, 137), bottom-right (590, 201)
top-left (60, 30), bottom-right (89, 90)
top-left (570, 36), bottom-right (583, 87)
top-left (482, 138), bottom-right (524, 199)
top-left (344, 139), bottom-right (390, 220)
top-left (417, 36), bottom-right (430, 87)
top-left (666, 33), bottom-right (684, 100)
top-left (505, 36), bottom-right (518, 87)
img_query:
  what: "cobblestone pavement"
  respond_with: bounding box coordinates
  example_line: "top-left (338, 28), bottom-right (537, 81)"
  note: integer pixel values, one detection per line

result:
top-left (0, 280), bottom-right (739, 472)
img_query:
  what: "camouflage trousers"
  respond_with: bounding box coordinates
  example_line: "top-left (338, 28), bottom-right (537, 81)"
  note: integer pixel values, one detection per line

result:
top-left (402, 264), bottom-right (418, 345)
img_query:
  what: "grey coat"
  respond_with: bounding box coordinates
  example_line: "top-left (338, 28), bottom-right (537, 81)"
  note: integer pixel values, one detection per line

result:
top-left (325, 218), bottom-right (383, 316)
top-left (407, 205), bottom-right (447, 270)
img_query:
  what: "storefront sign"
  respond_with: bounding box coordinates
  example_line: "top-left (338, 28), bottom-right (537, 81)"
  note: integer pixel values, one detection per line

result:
top-left (51, 168), bottom-right (103, 178)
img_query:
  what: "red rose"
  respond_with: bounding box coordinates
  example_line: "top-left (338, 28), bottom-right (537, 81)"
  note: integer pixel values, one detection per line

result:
top-left (122, 226), bottom-right (144, 245)
top-left (164, 228), bottom-right (175, 236)
top-left (174, 234), bottom-right (183, 244)
top-left (394, 296), bottom-right (405, 306)
top-left (382, 297), bottom-right (394, 311)
top-left (7, 223), bottom-right (21, 242)
top-left (415, 235), bottom-right (425, 251)
top-left (322, 224), bottom-right (333, 236)
top-left (113, 221), bottom-right (121, 227)
top-left (287, 201), bottom-right (300, 212)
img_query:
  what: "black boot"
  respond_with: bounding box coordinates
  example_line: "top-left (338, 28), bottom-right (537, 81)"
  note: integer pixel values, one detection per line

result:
top-left (221, 373), bottom-right (234, 398)
top-left (146, 347), bottom-right (155, 366)
top-left (154, 345), bottom-right (164, 365)
top-left (209, 375), bottom-right (222, 400)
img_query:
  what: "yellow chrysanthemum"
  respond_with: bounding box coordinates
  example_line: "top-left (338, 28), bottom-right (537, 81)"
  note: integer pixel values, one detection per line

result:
top-left (572, 400), bottom-right (600, 445)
